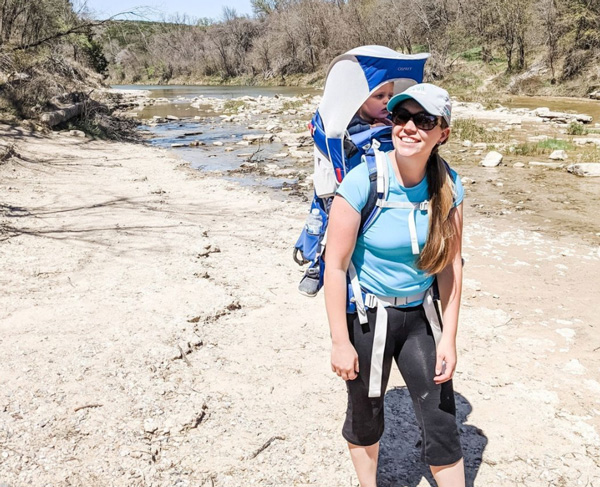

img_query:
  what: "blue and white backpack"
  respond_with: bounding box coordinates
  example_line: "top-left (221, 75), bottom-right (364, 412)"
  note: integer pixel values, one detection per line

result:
top-left (293, 46), bottom-right (431, 297)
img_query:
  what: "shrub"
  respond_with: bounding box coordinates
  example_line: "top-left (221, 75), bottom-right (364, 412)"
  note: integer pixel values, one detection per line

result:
top-left (567, 122), bottom-right (588, 136)
top-left (452, 118), bottom-right (506, 143)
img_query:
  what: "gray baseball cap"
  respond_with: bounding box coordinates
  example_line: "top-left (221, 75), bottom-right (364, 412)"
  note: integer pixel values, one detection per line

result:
top-left (387, 83), bottom-right (452, 125)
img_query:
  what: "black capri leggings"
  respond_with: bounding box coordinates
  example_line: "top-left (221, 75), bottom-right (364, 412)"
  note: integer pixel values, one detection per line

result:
top-left (343, 305), bottom-right (463, 467)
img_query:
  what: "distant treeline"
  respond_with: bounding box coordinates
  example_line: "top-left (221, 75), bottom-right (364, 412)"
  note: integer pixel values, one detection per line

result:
top-left (100, 0), bottom-right (600, 89)
top-left (1, 0), bottom-right (600, 120)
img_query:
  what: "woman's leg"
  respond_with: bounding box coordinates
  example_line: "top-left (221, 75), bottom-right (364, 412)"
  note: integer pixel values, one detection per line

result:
top-left (343, 311), bottom-right (397, 486)
top-left (394, 307), bottom-right (464, 483)
top-left (431, 458), bottom-right (465, 487)
top-left (348, 442), bottom-right (379, 487)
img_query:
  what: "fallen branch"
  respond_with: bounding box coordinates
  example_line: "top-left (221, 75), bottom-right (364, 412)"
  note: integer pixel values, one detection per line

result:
top-left (74, 403), bottom-right (103, 412)
top-left (177, 344), bottom-right (192, 366)
top-left (40, 102), bottom-right (85, 127)
top-left (248, 435), bottom-right (285, 459)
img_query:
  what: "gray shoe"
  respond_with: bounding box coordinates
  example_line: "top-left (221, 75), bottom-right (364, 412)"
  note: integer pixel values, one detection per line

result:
top-left (298, 266), bottom-right (320, 297)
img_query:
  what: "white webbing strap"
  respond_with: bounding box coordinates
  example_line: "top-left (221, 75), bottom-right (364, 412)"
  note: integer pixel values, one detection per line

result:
top-left (348, 261), bottom-right (368, 325)
top-left (369, 300), bottom-right (388, 398)
top-left (422, 287), bottom-right (443, 348)
top-left (364, 289), bottom-right (428, 398)
top-left (375, 200), bottom-right (428, 255)
top-left (374, 148), bottom-right (388, 197)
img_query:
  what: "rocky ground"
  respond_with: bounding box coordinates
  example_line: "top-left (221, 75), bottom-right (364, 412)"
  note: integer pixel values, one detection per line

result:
top-left (0, 90), bottom-right (599, 486)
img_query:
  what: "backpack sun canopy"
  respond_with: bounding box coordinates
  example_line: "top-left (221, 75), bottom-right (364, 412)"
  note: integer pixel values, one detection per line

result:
top-left (312, 45), bottom-right (430, 198)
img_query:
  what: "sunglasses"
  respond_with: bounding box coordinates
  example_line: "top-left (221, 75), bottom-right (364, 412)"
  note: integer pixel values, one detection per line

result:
top-left (391, 108), bottom-right (439, 131)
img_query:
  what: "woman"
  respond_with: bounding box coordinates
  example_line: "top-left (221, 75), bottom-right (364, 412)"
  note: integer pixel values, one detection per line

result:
top-left (324, 83), bottom-right (465, 487)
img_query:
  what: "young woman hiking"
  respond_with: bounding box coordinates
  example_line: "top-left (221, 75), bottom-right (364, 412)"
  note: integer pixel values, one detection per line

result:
top-left (324, 83), bottom-right (466, 487)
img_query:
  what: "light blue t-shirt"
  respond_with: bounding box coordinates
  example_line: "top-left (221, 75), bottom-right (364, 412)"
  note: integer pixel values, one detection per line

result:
top-left (336, 153), bottom-right (464, 298)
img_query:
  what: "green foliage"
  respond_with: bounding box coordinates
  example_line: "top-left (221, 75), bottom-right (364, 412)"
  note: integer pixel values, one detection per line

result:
top-left (452, 118), bottom-right (506, 143)
top-left (223, 99), bottom-right (246, 112)
top-left (460, 47), bottom-right (482, 61)
top-left (282, 99), bottom-right (304, 110)
top-left (513, 138), bottom-right (573, 155)
top-left (566, 121), bottom-right (588, 135)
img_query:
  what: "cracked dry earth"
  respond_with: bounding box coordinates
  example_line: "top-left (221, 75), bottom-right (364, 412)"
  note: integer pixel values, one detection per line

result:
top-left (0, 124), bottom-right (599, 486)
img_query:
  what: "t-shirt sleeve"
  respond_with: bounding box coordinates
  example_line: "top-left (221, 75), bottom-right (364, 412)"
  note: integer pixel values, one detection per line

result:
top-left (449, 168), bottom-right (464, 207)
top-left (336, 162), bottom-right (370, 213)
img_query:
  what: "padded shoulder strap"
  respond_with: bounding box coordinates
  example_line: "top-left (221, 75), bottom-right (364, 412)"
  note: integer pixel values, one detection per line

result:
top-left (359, 153), bottom-right (378, 231)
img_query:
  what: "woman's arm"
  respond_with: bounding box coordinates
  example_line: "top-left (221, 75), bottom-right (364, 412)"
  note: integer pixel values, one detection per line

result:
top-left (323, 196), bottom-right (362, 381)
top-left (433, 203), bottom-right (464, 384)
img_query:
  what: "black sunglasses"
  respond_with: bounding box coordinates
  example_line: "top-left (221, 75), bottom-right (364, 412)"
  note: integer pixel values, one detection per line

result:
top-left (391, 108), bottom-right (439, 131)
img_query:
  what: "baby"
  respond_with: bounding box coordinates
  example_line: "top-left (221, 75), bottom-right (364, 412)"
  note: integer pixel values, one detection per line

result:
top-left (347, 81), bottom-right (394, 135)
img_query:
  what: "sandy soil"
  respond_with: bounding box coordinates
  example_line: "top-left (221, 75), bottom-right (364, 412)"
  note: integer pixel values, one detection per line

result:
top-left (1, 122), bottom-right (599, 487)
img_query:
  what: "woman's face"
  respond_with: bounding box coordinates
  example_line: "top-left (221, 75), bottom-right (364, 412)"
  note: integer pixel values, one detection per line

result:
top-left (391, 100), bottom-right (450, 161)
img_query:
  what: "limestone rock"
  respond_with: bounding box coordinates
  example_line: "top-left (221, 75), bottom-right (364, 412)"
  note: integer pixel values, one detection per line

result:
top-left (529, 161), bottom-right (564, 168)
top-left (548, 150), bottom-right (567, 161)
top-left (480, 151), bottom-right (503, 167)
top-left (567, 163), bottom-right (600, 177)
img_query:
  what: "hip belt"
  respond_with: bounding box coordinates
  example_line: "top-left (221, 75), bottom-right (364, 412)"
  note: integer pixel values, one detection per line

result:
top-left (348, 262), bottom-right (443, 398)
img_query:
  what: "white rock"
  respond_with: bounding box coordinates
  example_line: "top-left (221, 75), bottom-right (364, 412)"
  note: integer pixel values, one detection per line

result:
top-left (513, 162), bottom-right (525, 168)
top-left (548, 150), bottom-right (567, 161)
top-left (144, 418), bottom-right (158, 433)
top-left (480, 151), bottom-right (503, 167)
top-left (567, 163), bottom-right (600, 177)
top-left (213, 141), bottom-right (224, 146)
top-left (555, 328), bottom-right (575, 340)
top-left (68, 130), bottom-right (86, 137)
top-left (166, 115), bottom-right (179, 121)
top-left (462, 140), bottom-right (473, 147)
top-left (170, 143), bottom-right (185, 148)
top-left (563, 359), bottom-right (586, 375)
top-left (529, 161), bottom-right (564, 168)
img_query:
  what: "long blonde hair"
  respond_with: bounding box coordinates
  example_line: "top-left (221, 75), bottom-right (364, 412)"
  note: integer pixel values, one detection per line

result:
top-left (417, 131), bottom-right (458, 275)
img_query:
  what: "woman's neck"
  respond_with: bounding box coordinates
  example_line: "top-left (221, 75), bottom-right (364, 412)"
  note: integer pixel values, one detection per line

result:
top-left (388, 151), bottom-right (428, 188)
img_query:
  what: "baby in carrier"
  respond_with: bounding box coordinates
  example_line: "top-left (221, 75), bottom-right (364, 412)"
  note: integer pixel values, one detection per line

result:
top-left (298, 82), bottom-right (395, 296)
top-left (347, 82), bottom-right (394, 135)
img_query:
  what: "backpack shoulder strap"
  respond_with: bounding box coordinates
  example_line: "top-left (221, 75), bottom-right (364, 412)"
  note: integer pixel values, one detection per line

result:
top-left (359, 147), bottom-right (389, 233)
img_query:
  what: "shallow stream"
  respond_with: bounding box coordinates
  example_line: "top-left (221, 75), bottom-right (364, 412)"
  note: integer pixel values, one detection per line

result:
top-left (115, 84), bottom-right (600, 244)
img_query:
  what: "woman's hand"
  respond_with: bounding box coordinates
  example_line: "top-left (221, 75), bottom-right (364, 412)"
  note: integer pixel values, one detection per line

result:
top-left (331, 340), bottom-right (359, 381)
top-left (433, 336), bottom-right (457, 384)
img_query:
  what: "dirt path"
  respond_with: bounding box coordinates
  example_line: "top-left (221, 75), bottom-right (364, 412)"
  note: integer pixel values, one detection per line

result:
top-left (0, 125), bottom-right (599, 486)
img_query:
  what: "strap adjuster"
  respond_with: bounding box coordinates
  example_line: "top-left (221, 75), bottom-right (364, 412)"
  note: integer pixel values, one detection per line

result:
top-left (364, 293), bottom-right (377, 308)
top-left (418, 201), bottom-right (429, 211)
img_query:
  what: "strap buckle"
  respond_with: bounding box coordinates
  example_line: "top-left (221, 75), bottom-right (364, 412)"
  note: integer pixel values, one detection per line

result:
top-left (364, 293), bottom-right (377, 308)
top-left (418, 201), bottom-right (429, 211)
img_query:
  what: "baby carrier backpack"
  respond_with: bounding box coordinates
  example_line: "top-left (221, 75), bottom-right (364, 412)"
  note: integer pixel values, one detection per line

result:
top-left (293, 46), bottom-right (430, 297)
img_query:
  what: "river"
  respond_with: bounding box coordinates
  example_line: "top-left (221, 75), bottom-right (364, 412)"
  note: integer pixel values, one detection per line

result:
top-left (114, 84), bottom-right (600, 243)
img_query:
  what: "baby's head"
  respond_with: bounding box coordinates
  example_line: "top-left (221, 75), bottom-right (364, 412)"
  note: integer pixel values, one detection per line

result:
top-left (358, 82), bottom-right (394, 124)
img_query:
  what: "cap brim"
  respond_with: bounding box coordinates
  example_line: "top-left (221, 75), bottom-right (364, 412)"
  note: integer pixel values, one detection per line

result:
top-left (387, 93), bottom-right (443, 118)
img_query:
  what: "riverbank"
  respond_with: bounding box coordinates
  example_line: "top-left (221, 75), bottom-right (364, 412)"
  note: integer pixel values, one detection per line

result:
top-left (0, 122), bottom-right (599, 486)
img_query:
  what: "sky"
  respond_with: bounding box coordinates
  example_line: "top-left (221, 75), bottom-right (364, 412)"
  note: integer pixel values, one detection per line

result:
top-left (82, 0), bottom-right (254, 22)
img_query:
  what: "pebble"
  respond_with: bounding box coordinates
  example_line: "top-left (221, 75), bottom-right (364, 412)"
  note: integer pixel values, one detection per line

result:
top-left (144, 418), bottom-right (158, 433)
top-left (513, 162), bottom-right (525, 168)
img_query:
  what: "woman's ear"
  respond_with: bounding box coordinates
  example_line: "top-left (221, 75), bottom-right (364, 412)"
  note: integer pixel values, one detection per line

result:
top-left (438, 127), bottom-right (451, 146)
